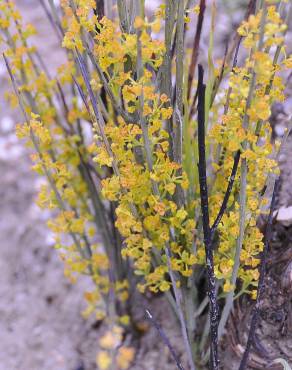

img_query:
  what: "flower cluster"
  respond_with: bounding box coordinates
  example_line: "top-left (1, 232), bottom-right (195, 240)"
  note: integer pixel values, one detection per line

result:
top-left (86, 17), bottom-right (196, 293)
top-left (0, 0), bottom-right (128, 324)
top-left (208, 4), bottom-right (290, 294)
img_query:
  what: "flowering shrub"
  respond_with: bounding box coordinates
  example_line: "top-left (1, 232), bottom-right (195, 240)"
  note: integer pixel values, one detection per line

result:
top-left (1, 0), bottom-right (291, 369)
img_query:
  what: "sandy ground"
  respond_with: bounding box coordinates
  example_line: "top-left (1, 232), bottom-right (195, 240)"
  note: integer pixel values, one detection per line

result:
top-left (0, 2), bottom-right (100, 369)
top-left (0, 155), bottom-right (100, 370)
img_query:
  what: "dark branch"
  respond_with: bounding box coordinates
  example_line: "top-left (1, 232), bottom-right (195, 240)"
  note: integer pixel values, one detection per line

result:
top-left (197, 65), bottom-right (210, 240)
top-left (211, 150), bottom-right (241, 234)
top-left (197, 64), bottom-right (219, 370)
top-left (94, 0), bottom-right (105, 20)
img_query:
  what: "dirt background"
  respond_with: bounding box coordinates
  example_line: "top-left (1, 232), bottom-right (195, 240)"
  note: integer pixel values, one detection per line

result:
top-left (0, 1), bottom-right (291, 370)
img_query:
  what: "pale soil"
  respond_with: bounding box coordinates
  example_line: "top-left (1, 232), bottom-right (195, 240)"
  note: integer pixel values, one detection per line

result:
top-left (0, 2), bottom-right (99, 370)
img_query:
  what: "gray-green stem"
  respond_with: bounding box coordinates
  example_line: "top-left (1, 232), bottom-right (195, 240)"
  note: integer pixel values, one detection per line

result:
top-left (218, 2), bottom-right (267, 340)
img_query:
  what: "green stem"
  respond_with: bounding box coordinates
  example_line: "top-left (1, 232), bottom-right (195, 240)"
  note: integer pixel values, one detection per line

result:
top-left (174, 0), bottom-right (185, 208)
top-left (117, 0), bottom-right (129, 33)
top-left (159, 0), bottom-right (178, 160)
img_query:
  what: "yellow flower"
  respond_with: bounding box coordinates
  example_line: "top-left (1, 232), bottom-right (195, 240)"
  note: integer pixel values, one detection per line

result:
top-left (70, 218), bottom-right (85, 234)
top-left (192, 5), bottom-right (200, 15)
top-left (100, 331), bottom-right (119, 350)
top-left (117, 347), bottom-right (135, 369)
top-left (154, 201), bottom-right (166, 216)
top-left (251, 290), bottom-right (258, 300)
top-left (159, 280), bottom-right (171, 292)
top-left (93, 146), bottom-right (113, 167)
top-left (283, 57), bottom-right (292, 69)
top-left (101, 176), bottom-right (121, 201)
top-left (161, 107), bottom-right (173, 119)
top-left (134, 16), bottom-right (144, 29)
top-left (223, 280), bottom-right (234, 293)
top-left (96, 351), bottom-right (111, 370)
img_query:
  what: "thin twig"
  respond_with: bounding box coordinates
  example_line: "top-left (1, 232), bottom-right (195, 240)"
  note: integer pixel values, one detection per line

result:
top-left (145, 309), bottom-right (185, 370)
top-left (68, 53), bottom-right (119, 318)
top-left (174, 0), bottom-right (185, 208)
top-left (159, 0), bottom-right (178, 160)
top-left (39, 0), bottom-right (63, 41)
top-left (214, 34), bottom-right (243, 173)
top-left (47, 0), bottom-right (65, 39)
top-left (117, 0), bottom-right (129, 33)
top-left (84, 43), bottom-right (137, 124)
top-left (211, 150), bottom-right (241, 234)
top-left (197, 64), bottom-right (219, 370)
top-left (187, 0), bottom-right (206, 100)
top-left (174, 0), bottom-right (184, 165)
top-left (3, 53), bottom-right (90, 261)
top-left (74, 49), bottom-right (119, 175)
top-left (72, 74), bottom-right (91, 114)
top-left (238, 179), bottom-right (280, 370)
top-left (225, 0), bottom-right (256, 67)
top-left (206, 0), bottom-right (256, 119)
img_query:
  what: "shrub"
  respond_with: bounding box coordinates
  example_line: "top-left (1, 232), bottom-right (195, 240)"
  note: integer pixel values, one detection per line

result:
top-left (1, 0), bottom-right (291, 368)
